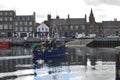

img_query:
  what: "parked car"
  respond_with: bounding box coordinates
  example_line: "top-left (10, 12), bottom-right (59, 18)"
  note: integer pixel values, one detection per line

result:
top-left (106, 35), bottom-right (119, 38)
top-left (86, 34), bottom-right (96, 38)
top-left (75, 34), bottom-right (85, 39)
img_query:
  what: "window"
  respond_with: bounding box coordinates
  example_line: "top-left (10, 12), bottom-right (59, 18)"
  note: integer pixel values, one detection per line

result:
top-left (17, 17), bottom-right (20, 20)
top-left (38, 28), bottom-right (40, 32)
top-left (5, 17), bottom-right (8, 21)
top-left (29, 27), bottom-right (32, 31)
top-left (27, 17), bottom-right (30, 20)
top-left (29, 22), bottom-right (32, 25)
top-left (20, 22), bottom-right (23, 25)
top-left (70, 25), bottom-right (73, 30)
top-left (10, 17), bottom-right (13, 21)
top-left (0, 18), bottom-right (3, 21)
top-left (24, 22), bottom-right (27, 25)
top-left (43, 33), bottom-right (45, 36)
top-left (9, 24), bottom-right (12, 29)
top-left (20, 27), bottom-right (23, 31)
top-left (15, 27), bottom-right (18, 31)
top-left (82, 25), bottom-right (85, 30)
top-left (9, 12), bottom-right (12, 15)
top-left (24, 27), bottom-right (28, 31)
top-left (40, 33), bottom-right (42, 36)
top-left (15, 22), bottom-right (18, 26)
top-left (42, 28), bottom-right (44, 30)
top-left (4, 24), bottom-right (8, 29)
top-left (76, 25), bottom-right (78, 30)
top-left (0, 25), bottom-right (3, 29)
top-left (5, 12), bottom-right (7, 15)
top-left (0, 12), bottom-right (3, 15)
top-left (22, 17), bottom-right (25, 20)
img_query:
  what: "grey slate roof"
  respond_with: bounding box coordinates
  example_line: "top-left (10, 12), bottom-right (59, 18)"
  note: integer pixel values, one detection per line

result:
top-left (68, 18), bottom-right (86, 25)
top-left (102, 21), bottom-right (120, 26)
top-left (50, 18), bottom-right (86, 26)
top-left (50, 19), bottom-right (66, 26)
top-left (14, 15), bottom-right (34, 21)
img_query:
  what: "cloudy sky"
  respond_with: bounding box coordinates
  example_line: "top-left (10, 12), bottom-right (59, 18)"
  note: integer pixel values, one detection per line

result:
top-left (1, 0), bottom-right (120, 23)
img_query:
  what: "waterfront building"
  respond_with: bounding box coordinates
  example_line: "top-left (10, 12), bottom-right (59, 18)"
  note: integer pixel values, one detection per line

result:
top-left (102, 20), bottom-right (120, 37)
top-left (46, 14), bottom-right (87, 38)
top-left (88, 9), bottom-right (96, 34)
top-left (0, 10), bottom-right (36, 38)
top-left (0, 10), bottom-right (15, 38)
top-left (13, 12), bottom-right (36, 38)
top-left (88, 9), bottom-right (103, 37)
top-left (45, 9), bottom-right (120, 38)
top-left (36, 22), bottom-right (49, 38)
top-left (88, 9), bottom-right (120, 37)
top-left (46, 9), bottom-right (103, 38)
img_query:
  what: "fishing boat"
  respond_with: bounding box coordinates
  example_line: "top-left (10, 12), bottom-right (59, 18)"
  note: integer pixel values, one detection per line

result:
top-left (0, 42), bottom-right (10, 49)
top-left (32, 40), bottom-right (67, 65)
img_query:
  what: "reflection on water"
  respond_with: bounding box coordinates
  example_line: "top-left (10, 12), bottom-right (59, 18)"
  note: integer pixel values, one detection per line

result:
top-left (67, 47), bottom-right (117, 66)
top-left (0, 46), bottom-right (118, 80)
top-left (0, 47), bottom-right (32, 73)
top-left (0, 47), bottom-right (31, 57)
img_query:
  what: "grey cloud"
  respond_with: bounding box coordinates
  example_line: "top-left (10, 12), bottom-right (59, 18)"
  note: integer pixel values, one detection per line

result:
top-left (84, 0), bottom-right (120, 6)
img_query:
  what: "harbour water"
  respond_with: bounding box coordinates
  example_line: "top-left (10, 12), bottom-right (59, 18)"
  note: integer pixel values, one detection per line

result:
top-left (0, 47), bottom-right (117, 80)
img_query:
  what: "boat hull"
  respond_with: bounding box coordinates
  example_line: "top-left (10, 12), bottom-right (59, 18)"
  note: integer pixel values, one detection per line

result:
top-left (32, 48), bottom-right (67, 63)
top-left (0, 42), bottom-right (10, 49)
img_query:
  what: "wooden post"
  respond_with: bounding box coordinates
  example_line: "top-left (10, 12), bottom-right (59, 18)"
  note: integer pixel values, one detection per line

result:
top-left (116, 52), bottom-right (120, 80)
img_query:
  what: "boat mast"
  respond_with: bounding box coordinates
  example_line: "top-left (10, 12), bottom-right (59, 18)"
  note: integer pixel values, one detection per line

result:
top-left (51, 21), bottom-right (59, 40)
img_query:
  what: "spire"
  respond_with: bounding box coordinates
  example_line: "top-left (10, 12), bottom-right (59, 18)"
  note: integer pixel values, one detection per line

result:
top-left (89, 8), bottom-right (95, 23)
top-left (90, 8), bottom-right (94, 17)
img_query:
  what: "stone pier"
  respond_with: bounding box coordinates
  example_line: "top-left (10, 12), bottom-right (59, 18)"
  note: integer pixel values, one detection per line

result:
top-left (66, 39), bottom-right (93, 47)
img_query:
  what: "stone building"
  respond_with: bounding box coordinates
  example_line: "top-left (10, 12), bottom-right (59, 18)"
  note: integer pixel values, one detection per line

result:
top-left (0, 10), bottom-right (36, 38)
top-left (102, 20), bottom-right (120, 37)
top-left (88, 9), bottom-right (120, 37)
top-left (46, 9), bottom-right (120, 38)
top-left (88, 9), bottom-right (103, 37)
top-left (46, 14), bottom-right (87, 38)
top-left (88, 9), bottom-right (96, 34)
top-left (0, 10), bottom-right (15, 37)
top-left (46, 9), bottom-right (104, 38)
top-left (14, 12), bottom-right (36, 38)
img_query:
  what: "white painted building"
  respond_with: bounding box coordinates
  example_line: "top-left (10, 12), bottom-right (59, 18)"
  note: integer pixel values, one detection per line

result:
top-left (37, 22), bottom-right (49, 38)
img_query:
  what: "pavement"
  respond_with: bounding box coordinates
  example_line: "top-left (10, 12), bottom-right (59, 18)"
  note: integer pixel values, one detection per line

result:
top-left (66, 39), bottom-right (93, 47)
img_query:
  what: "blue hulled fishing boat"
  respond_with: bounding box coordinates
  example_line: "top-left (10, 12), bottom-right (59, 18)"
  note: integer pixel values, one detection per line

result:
top-left (32, 40), bottom-right (67, 64)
